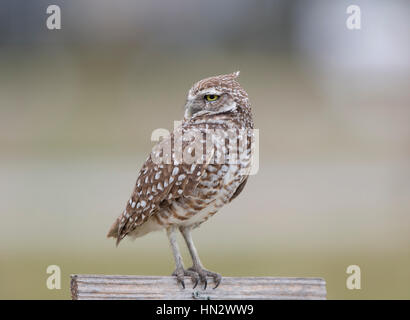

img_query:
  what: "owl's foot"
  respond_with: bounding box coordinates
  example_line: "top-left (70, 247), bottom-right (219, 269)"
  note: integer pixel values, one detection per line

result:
top-left (187, 266), bottom-right (222, 290)
top-left (172, 267), bottom-right (200, 289)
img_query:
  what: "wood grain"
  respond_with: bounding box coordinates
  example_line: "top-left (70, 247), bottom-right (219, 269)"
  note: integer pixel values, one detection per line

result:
top-left (71, 275), bottom-right (326, 300)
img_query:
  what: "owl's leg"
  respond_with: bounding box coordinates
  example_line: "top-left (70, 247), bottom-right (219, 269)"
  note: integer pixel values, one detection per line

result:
top-left (179, 226), bottom-right (222, 289)
top-left (166, 226), bottom-right (199, 289)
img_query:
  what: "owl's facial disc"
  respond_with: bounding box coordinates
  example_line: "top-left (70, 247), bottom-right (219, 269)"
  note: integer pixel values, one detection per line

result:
top-left (184, 88), bottom-right (236, 119)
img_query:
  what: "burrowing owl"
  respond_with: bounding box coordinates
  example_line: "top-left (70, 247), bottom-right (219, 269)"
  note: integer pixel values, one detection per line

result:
top-left (107, 71), bottom-right (254, 289)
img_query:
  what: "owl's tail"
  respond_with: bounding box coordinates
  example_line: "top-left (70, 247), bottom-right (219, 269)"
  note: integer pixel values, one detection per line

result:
top-left (107, 218), bottom-right (120, 239)
top-left (107, 218), bottom-right (125, 247)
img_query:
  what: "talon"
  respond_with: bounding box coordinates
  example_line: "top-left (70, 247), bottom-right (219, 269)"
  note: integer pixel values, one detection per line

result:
top-left (176, 276), bottom-right (186, 289)
top-left (192, 280), bottom-right (198, 289)
top-left (172, 268), bottom-right (187, 289)
top-left (186, 266), bottom-right (221, 290)
top-left (213, 276), bottom-right (221, 289)
top-left (173, 267), bottom-right (202, 290)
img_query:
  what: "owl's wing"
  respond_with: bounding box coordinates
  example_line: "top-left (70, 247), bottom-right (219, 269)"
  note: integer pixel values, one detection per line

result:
top-left (229, 177), bottom-right (248, 202)
top-left (107, 127), bottom-right (214, 245)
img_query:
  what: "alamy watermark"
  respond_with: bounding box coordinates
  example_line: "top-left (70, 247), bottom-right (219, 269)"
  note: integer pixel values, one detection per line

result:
top-left (46, 265), bottom-right (61, 290)
top-left (346, 264), bottom-right (361, 290)
top-left (346, 5), bottom-right (361, 30)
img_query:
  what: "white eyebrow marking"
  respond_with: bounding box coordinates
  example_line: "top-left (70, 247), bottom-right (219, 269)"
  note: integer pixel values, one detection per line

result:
top-left (197, 88), bottom-right (223, 96)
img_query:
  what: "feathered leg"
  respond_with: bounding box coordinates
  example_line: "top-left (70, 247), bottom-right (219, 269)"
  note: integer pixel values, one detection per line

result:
top-left (167, 225), bottom-right (199, 289)
top-left (179, 226), bottom-right (222, 289)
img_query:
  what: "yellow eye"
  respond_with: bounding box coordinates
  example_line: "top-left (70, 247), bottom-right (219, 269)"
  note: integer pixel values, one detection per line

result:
top-left (204, 94), bottom-right (220, 101)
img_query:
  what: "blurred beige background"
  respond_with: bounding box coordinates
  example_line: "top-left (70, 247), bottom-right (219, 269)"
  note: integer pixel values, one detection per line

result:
top-left (0, 0), bottom-right (409, 299)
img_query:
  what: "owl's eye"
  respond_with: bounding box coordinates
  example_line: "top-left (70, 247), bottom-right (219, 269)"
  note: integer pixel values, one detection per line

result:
top-left (204, 94), bottom-right (220, 102)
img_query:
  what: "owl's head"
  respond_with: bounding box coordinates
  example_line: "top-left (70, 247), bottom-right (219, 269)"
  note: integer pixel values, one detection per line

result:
top-left (184, 71), bottom-right (249, 119)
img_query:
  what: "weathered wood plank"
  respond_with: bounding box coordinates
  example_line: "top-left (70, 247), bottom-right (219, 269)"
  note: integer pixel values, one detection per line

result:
top-left (71, 275), bottom-right (326, 300)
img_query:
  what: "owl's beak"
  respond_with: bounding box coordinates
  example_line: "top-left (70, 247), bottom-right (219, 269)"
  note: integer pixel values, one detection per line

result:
top-left (184, 100), bottom-right (193, 119)
top-left (184, 100), bottom-right (202, 119)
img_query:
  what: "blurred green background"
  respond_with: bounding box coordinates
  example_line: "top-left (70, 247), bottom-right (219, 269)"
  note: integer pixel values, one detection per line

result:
top-left (1, 0), bottom-right (409, 299)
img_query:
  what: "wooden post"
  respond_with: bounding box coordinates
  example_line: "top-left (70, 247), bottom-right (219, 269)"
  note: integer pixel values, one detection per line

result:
top-left (70, 275), bottom-right (326, 300)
